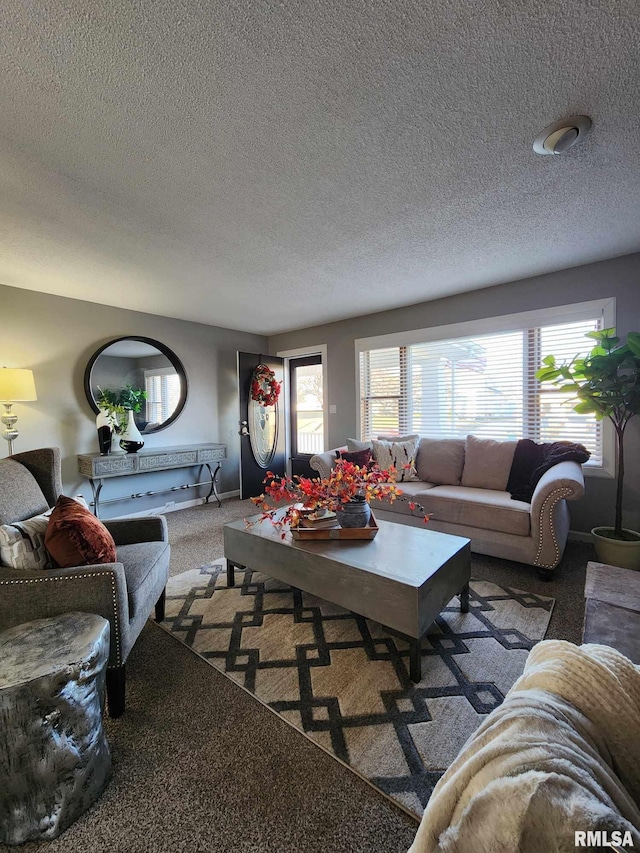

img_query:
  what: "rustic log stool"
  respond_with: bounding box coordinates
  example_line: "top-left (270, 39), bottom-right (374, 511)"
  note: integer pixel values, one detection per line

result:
top-left (0, 612), bottom-right (112, 845)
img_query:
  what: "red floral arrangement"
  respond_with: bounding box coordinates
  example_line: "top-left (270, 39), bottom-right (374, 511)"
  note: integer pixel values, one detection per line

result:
top-left (250, 364), bottom-right (281, 407)
top-left (250, 458), bottom-right (429, 535)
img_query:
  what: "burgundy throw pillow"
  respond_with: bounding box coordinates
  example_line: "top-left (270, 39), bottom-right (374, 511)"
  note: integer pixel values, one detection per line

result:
top-left (336, 448), bottom-right (373, 469)
top-left (45, 495), bottom-right (117, 568)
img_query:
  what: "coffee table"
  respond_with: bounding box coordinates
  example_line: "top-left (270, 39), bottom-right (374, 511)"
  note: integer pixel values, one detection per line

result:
top-left (223, 513), bottom-right (470, 682)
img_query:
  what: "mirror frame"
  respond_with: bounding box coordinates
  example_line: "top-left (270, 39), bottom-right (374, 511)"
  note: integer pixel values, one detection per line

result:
top-left (84, 336), bottom-right (188, 434)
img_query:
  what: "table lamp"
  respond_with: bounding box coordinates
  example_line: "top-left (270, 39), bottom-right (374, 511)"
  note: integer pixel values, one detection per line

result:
top-left (0, 367), bottom-right (38, 456)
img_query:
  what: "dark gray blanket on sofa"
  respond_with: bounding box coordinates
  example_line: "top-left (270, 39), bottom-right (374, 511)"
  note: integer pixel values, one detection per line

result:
top-left (507, 439), bottom-right (590, 502)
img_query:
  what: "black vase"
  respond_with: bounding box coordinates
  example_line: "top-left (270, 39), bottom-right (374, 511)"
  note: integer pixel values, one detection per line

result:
top-left (96, 410), bottom-right (112, 455)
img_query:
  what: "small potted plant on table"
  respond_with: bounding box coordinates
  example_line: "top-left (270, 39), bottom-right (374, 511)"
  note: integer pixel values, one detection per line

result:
top-left (251, 458), bottom-right (428, 536)
top-left (96, 385), bottom-right (147, 453)
top-left (536, 328), bottom-right (640, 569)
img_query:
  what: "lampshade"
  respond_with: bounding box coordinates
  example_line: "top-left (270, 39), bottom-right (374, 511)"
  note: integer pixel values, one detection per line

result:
top-left (0, 368), bottom-right (38, 402)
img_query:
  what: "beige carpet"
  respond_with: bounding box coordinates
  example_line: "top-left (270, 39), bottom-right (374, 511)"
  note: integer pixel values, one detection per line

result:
top-left (10, 620), bottom-right (417, 853)
top-left (164, 497), bottom-right (251, 576)
top-left (163, 561), bottom-right (554, 818)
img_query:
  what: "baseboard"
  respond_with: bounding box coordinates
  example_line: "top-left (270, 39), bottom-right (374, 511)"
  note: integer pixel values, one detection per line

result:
top-left (107, 490), bottom-right (241, 519)
top-left (218, 489), bottom-right (240, 500)
top-left (568, 529), bottom-right (592, 543)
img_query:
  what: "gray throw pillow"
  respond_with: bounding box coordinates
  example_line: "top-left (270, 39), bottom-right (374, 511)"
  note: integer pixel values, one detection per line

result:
top-left (347, 438), bottom-right (373, 452)
top-left (416, 438), bottom-right (466, 485)
top-left (377, 434), bottom-right (420, 443)
top-left (461, 435), bottom-right (518, 491)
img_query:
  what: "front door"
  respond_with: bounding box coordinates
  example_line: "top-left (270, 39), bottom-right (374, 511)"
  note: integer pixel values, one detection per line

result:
top-left (237, 352), bottom-right (286, 499)
top-left (289, 353), bottom-right (324, 478)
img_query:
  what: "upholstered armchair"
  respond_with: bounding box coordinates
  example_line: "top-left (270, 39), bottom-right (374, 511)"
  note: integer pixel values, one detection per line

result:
top-left (0, 448), bottom-right (170, 717)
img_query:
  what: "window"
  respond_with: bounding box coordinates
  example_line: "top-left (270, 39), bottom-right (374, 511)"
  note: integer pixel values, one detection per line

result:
top-left (145, 368), bottom-right (181, 427)
top-left (357, 300), bottom-right (615, 470)
top-left (289, 355), bottom-right (324, 456)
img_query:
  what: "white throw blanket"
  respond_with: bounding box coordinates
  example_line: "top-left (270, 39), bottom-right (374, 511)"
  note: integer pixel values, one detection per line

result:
top-left (409, 641), bottom-right (640, 853)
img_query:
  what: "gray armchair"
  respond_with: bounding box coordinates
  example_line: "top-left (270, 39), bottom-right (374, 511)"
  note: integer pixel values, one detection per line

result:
top-left (0, 448), bottom-right (170, 717)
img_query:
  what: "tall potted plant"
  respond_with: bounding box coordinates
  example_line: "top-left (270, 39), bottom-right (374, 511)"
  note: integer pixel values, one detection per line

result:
top-left (536, 327), bottom-right (640, 569)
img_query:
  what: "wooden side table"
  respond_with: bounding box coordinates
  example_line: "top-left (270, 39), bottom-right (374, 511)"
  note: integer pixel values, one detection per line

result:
top-left (583, 561), bottom-right (640, 663)
top-left (0, 612), bottom-right (112, 845)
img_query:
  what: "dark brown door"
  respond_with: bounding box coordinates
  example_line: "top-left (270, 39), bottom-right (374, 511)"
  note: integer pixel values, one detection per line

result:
top-left (237, 352), bottom-right (286, 499)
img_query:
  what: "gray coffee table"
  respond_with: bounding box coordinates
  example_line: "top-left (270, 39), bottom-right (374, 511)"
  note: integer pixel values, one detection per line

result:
top-left (223, 513), bottom-right (470, 682)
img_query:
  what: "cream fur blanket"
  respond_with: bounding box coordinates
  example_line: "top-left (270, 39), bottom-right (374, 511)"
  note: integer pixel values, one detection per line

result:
top-left (409, 641), bottom-right (640, 853)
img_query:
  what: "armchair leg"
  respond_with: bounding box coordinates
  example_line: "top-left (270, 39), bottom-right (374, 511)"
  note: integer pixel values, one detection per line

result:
top-left (155, 587), bottom-right (166, 622)
top-left (106, 665), bottom-right (126, 718)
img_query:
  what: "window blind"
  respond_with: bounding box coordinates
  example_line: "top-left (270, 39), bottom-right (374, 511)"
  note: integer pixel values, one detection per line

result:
top-left (145, 371), bottom-right (181, 425)
top-left (359, 315), bottom-right (602, 465)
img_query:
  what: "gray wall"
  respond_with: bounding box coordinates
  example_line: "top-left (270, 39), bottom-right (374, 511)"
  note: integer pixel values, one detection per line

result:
top-left (269, 252), bottom-right (640, 535)
top-left (1, 284), bottom-right (266, 517)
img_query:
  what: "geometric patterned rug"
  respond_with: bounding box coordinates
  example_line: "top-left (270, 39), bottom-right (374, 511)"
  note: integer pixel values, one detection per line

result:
top-left (161, 560), bottom-right (554, 819)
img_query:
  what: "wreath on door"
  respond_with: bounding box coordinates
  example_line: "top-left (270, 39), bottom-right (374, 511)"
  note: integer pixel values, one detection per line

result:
top-left (250, 364), bottom-right (281, 407)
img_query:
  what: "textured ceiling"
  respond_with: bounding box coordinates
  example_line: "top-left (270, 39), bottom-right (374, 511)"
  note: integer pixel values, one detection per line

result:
top-left (1, 0), bottom-right (639, 334)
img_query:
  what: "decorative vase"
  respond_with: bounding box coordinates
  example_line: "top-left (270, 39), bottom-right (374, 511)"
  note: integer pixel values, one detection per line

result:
top-left (335, 498), bottom-right (371, 528)
top-left (96, 409), bottom-right (112, 455)
top-left (109, 425), bottom-right (125, 454)
top-left (120, 410), bottom-right (144, 453)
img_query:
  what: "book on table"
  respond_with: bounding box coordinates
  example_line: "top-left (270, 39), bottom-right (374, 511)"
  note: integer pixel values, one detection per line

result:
top-left (298, 511), bottom-right (339, 529)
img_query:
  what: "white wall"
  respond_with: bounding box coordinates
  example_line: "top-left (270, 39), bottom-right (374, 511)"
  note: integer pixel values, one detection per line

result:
top-left (1, 284), bottom-right (267, 516)
top-left (269, 252), bottom-right (640, 535)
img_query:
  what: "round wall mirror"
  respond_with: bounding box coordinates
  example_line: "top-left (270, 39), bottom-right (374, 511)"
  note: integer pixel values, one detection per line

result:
top-left (84, 337), bottom-right (188, 434)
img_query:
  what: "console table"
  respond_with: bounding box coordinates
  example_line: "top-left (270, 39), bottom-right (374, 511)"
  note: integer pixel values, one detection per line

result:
top-left (78, 443), bottom-right (226, 517)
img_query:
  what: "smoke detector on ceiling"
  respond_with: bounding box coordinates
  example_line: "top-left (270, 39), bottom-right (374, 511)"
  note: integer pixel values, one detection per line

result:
top-left (533, 115), bottom-right (592, 155)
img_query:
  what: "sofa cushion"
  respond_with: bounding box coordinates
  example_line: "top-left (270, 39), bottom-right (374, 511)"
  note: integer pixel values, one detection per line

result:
top-left (416, 438), bottom-right (466, 485)
top-left (421, 486), bottom-right (531, 536)
top-left (44, 495), bottom-right (117, 568)
top-left (372, 438), bottom-right (419, 482)
top-left (347, 438), bottom-right (373, 452)
top-left (0, 511), bottom-right (52, 570)
top-left (377, 434), bottom-right (420, 442)
top-left (117, 541), bottom-right (170, 618)
top-left (346, 434), bottom-right (420, 453)
top-left (371, 482), bottom-right (437, 515)
top-left (461, 435), bottom-right (518, 491)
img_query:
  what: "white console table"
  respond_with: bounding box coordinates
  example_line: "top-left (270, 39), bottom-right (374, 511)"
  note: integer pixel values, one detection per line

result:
top-left (77, 443), bottom-right (226, 517)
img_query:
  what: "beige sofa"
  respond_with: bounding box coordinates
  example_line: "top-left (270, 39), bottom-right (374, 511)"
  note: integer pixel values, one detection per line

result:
top-left (310, 436), bottom-right (586, 576)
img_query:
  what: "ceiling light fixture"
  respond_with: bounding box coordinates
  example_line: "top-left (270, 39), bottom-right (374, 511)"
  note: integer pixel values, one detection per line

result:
top-left (533, 115), bottom-right (592, 155)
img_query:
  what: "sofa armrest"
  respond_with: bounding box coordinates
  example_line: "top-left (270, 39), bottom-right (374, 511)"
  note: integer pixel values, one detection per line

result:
top-left (0, 562), bottom-right (129, 668)
top-left (309, 447), bottom-right (348, 479)
top-left (104, 515), bottom-right (168, 546)
top-left (530, 461), bottom-right (585, 569)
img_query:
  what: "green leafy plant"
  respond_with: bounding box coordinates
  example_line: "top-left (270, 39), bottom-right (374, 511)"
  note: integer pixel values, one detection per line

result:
top-left (536, 328), bottom-right (640, 540)
top-left (96, 385), bottom-right (147, 432)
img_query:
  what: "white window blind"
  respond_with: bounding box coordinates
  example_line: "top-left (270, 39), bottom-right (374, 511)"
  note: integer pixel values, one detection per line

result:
top-left (359, 314), bottom-right (604, 465)
top-left (145, 369), bottom-right (181, 425)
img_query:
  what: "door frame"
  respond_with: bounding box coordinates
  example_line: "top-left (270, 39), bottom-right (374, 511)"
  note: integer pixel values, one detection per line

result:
top-left (276, 344), bottom-right (328, 476)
